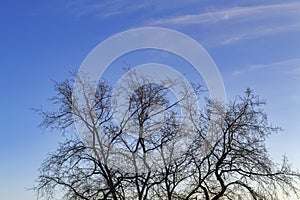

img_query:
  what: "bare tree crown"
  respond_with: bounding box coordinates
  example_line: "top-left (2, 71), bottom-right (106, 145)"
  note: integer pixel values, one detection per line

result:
top-left (34, 75), bottom-right (300, 200)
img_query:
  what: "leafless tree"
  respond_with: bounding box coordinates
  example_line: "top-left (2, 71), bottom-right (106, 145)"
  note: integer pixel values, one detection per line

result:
top-left (184, 89), bottom-right (300, 200)
top-left (34, 72), bottom-right (300, 200)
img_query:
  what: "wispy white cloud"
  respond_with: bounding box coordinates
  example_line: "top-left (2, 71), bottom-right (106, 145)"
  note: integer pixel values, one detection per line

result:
top-left (150, 2), bottom-right (300, 45)
top-left (150, 2), bottom-right (300, 25)
top-left (287, 67), bottom-right (300, 75)
top-left (232, 58), bottom-right (300, 76)
top-left (219, 22), bottom-right (300, 45)
top-left (66, 1), bottom-right (300, 46)
top-left (66, 0), bottom-right (150, 18)
top-left (66, 0), bottom-right (202, 18)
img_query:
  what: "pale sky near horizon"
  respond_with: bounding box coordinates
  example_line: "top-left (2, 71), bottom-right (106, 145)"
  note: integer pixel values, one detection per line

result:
top-left (1, 1), bottom-right (300, 199)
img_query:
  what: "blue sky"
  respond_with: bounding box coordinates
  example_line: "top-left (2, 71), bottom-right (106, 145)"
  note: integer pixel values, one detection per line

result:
top-left (0, 1), bottom-right (300, 199)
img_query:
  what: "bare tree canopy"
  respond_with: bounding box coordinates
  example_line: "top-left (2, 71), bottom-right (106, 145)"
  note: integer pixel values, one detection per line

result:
top-left (34, 73), bottom-right (300, 200)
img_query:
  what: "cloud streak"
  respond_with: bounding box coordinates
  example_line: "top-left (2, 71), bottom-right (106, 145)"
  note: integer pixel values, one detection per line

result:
top-left (150, 2), bottom-right (300, 45)
top-left (219, 22), bottom-right (300, 45)
top-left (232, 58), bottom-right (300, 76)
top-left (66, 0), bottom-right (149, 18)
top-left (66, 1), bottom-right (300, 46)
top-left (66, 0), bottom-right (203, 18)
top-left (150, 2), bottom-right (300, 25)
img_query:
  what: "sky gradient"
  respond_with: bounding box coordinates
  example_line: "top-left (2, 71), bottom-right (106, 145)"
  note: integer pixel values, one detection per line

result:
top-left (1, 1), bottom-right (300, 199)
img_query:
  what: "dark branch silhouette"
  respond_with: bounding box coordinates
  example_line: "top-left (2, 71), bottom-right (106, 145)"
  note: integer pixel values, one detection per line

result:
top-left (33, 73), bottom-right (300, 200)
